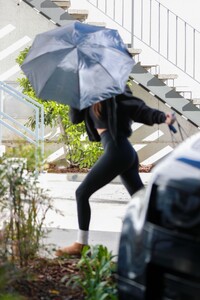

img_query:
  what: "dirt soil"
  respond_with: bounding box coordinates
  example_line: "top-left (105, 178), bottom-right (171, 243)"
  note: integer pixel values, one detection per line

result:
top-left (46, 163), bottom-right (154, 174)
top-left (10, 257), bottom-right (85, 300)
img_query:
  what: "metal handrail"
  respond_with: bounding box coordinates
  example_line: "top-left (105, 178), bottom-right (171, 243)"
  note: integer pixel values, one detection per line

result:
top-left (86, 0), bottom-right (200, 85)
top-left (0, 81), bottom-right (44, 160)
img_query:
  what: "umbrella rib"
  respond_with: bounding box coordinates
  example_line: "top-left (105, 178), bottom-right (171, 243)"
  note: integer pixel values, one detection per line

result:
top-left (21, 23), bottom-right (135, 109)
top-left (78, 46), bottom-right (132, 85)
top-left (26, 48), bottom-right (76, 95)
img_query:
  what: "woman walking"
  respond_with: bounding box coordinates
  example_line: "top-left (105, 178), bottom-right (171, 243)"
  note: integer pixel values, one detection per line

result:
top-left (55, 85), bottom-right (175, 256)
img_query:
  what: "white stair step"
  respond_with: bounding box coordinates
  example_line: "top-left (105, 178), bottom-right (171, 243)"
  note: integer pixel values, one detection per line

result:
top-left (175, 86), bottom-right (192, 91)
top-left (174, 86), bottom-right (192, 99)
top-left (87, 22), bottom-right (106, 27)
top-left (155, 74), bottom-right (178, 80)
top-left (141, 64), bottom-right (159, 74)
top-left (127, 48), bottom-right (142, 62)
top-left (51, 0), bottom-right (71, 10)
top-left (128, 48), bottom-right (142, 56)
top-left (68, 9), bottom-right (89, 21)
top-left (155, 73), bottom-right (178, 87)
top-left (192, 98), bottom-right (200, 105)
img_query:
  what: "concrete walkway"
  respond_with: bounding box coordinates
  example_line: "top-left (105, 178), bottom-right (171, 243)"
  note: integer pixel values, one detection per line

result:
top-left (38, 172), bottom-right (152, 257)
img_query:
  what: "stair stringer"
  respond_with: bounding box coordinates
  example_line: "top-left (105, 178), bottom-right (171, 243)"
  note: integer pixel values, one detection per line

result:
top-left (130, 63), bottom-right (200, 129)
top-left (128, 63), bottom-right (200, 165)
top-left (22, 0), bottom-right (74, 26)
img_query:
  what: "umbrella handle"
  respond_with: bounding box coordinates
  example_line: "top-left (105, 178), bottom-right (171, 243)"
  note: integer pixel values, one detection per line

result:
top-left (168, 112), bottom-right (177, 133)
top-left (168, 124), bottom-right (177, 134)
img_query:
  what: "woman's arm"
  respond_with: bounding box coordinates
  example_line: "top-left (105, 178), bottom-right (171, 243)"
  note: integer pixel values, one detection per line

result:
top-left (69, 107), bottom-right (85, 124)
top-left (118, 86), bottom-right (175, 125)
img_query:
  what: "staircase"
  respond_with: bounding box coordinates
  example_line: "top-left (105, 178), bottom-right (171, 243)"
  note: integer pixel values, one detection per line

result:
top-left (0, 0), bottom-right (199, 165)
top-left (51, 1), bottom-right (200, 100)
top-left (50, 1), bottom-right (200, 111)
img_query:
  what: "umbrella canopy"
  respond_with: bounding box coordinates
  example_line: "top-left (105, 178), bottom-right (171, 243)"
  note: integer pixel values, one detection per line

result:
top-left (21, 21), bottom-right (136, 110)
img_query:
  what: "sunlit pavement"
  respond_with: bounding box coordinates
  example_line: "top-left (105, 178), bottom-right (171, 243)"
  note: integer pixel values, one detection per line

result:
top-left (38, 172), bottom-right (152, 256)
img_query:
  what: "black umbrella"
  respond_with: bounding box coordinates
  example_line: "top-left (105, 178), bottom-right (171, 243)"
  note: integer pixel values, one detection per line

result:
top-left (21, 21), bottom-right (135, 110)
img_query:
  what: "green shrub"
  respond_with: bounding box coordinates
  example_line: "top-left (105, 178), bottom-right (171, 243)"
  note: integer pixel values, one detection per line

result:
top-left (0, 157), bottom-right (60, 267)
top-left (64, 245), bottom-right (118, 300)
top-left (5, 143), bottom-right (43, 172)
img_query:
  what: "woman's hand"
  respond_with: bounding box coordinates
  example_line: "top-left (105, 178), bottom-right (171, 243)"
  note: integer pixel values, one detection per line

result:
top-left (165, 112), bottom-right (176, 125)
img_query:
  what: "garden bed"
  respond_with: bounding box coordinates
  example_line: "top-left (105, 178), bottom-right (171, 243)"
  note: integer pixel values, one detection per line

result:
top-left (46, 163), bottom-right (154, 174)
top-left (5, 257), bottom-right (85, 300)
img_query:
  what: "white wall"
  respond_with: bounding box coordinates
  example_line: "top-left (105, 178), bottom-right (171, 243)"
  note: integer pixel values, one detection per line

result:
top-left (70, 0), bottom-right (200, 99)
top-left (159, 0), bottom-right (200, 31)
top-left (0, 0), bottom-right (57, 142)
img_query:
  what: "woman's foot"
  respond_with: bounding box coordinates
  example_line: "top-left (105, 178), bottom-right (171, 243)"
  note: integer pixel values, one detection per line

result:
top-left (55, 242), bottom-right (86, 257)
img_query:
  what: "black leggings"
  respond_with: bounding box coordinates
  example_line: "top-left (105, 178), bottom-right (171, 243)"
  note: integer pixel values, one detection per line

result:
top-left (76, 131), bottom-right (144, 230)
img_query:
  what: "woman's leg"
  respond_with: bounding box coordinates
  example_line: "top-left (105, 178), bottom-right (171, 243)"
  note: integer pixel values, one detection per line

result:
top-left (120, 150), bottom-right (144, 196)
top-left (56, 135), bottom-right (127, 256)
top-left (56, 133), bottom-right (140, 256)
top-left (76, 146), bottom-right (129, 231)
top-left (76, 134), bottom-right (143, 231)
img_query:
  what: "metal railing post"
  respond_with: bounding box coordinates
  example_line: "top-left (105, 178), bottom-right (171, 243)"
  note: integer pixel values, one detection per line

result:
top-left (184, 22), bottom-right (187, 72)
top-left (167, 9), bottom-right (169, 59)
top-left (0, 81), bottom-right (44, 170)
top-left (141, 0), bottom-right (143, 41)
top-left (131, 0), bottom-right (134, 48)
top-left (0, 89), bottom-right (3, 145)
top-left (193, 28), bottom-right (196, 78)
top-left (176, 15), bottom-right (178, 66)
top-left (149, 0), bottom-right (152, 46)
top-left (122, 0), bottom-right (125, 27)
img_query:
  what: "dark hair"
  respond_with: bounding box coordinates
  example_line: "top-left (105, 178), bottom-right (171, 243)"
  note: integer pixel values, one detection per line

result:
top-left (93, 102), bottom-right (102, 118)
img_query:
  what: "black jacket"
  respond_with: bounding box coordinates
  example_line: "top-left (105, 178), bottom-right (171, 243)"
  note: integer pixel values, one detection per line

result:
top-left (69, 86), bottom-right (166, 142)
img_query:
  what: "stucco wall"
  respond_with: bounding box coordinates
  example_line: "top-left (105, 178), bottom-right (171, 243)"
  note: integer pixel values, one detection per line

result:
top-left (70, 0), bottom-right (200, 98)
top-left (0, 0), bottom-right (58, 142)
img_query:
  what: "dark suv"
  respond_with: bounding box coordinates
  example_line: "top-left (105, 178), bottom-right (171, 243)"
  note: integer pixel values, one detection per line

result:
top-left (117, 132), bottom-right (200, 300)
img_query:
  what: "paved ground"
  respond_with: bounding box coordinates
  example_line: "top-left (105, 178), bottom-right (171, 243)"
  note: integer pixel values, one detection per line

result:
top-left (38, 172), bottom-right (152, 257)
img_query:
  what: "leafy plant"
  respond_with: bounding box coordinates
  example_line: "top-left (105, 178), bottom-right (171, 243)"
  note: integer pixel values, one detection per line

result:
top-left (16, 48), bottom-right (103, 169)
top-left (0, 156), bottom-right (60, 267)
top-left (64, 245), bottom-right (118, 300)
top-left (5, 143), bottom-right (43, 172)
top-left (0, 262), bottom-right (24, 300)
